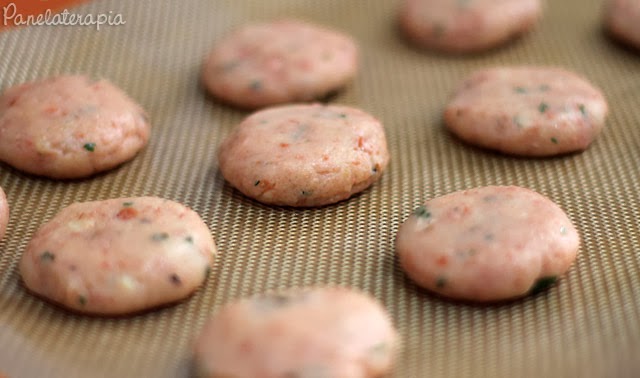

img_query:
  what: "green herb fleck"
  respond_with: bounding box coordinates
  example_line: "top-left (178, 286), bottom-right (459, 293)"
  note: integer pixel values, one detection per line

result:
top-left (204, 265), bottom-right (211, 279)
top-left (220, 61), bottom-right (240, 72)
top-left (484, 233), bottom-right (495, 241)
top-left (539, 84), bottom-right (551, 91)
top-left (551, 137), bottom-right (559, 144)
top-left (512, 115), bottom-right (524, 128)
top-left (140, 112), bottom-right (150, 124)
top-left (255, 292), bottom-right (309, 311)
top-left (301, 190), bottom-right (313, 197)
top-left (338, 113), bottom-right (347, 118)
top-left (40, 251), bottom-right (55, 262)
top-left (185, 235), bottom-right (194, 244)
top-left (436, 276), bottom-right (447, 289)
top-left (254, 180), bottom-right (261, 186)
top-left (169, 274), bottom-right (182, 286)
top-left (538, 102), bottom-right (549, 113)
top-left (414, 205), bottom-right (431, 219)
top-left (258, 294), bottom-right (294, 309)
top-left (151, 232), bottom-right (169, 242)
top-left (83, 142), bottom-right (96, 152)
top-left (483, 195), bottom-right (497, 203)
top-left (578, 104), bottom-right (587, 117)
top-left (369, 342), bottom-right (388, 355)
top-left (529, 276), bottom-right (558, 294)
top-left (249, 80), bottom-right (262, 91)
top-left (122, 202), bottom-right (134, 207)
top-left (457, 0), bottom-right (471, 7)
top-left (321, 51), bottom-right (333, 61)
top-left (514, 86), bottom-right (527, 94)
top-left (271, 294), bottom-right (292, 306)
top-left (78, 295), bottom-right (87, 306)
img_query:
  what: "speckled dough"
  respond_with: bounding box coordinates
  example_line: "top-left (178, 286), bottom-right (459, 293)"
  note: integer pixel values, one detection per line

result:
top-left (202, 19), bottom-right (359, 109)
top-left (0, 186), bottom-right (8, 242)
top-left (396, 186), bottom-right (580, 302)
top-left (604, 0), bottom-right (640, 49)
top-left (399, 0), bottom-right (541, 53)
top-left (218, 104), bottom-right (389, 207)
top-left (445, 66), bottom-right (608, 156)
top-left (0, 75), bottom-right (150, 179)
top-left (20, 197), bottom-right (216, 315)
top-left (194, 287), bottom-right (399, 378)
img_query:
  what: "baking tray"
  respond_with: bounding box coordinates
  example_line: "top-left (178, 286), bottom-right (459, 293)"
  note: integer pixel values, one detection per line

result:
top-left (0, 0), bottom-right (639, 377)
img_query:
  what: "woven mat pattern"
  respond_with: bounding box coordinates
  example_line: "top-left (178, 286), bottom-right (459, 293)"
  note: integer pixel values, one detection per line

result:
top-left (0, 1), bottom-right (639, 377)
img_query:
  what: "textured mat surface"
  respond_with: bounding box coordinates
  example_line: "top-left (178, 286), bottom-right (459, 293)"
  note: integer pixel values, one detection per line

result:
top-left (0, 1), bottom-right (639, 377)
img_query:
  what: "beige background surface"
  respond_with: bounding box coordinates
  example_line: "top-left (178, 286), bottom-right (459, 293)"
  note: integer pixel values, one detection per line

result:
top-left (0, 1), bottom-right (639, 377)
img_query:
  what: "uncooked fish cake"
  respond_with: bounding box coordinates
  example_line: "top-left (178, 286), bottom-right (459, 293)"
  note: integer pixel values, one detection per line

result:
top-left (399, 0), bottom-right (541, 53)
top-left (20, 197), bottom-right (216, 315)
top-left (202, 19), bottom-right (359, 109)
top-left (218, 104), bottom-right (389, 207)
top-left (396, 186), bottom-right (580, 302)
top-left (194, 287), bottom-right (399, 378)
top-left (604, 0), bottom-right (640, 49)
top-left (444, 66), bottom-right (608, 156)
top-left (0, 75), bottom-right (150, 179)
top-left (0, 186), bottom-right (8, 242)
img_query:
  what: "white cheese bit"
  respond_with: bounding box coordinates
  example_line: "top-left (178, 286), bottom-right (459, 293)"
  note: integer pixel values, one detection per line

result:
top-left (67, 219), bottom-right (96, 231)
top-left (118, 275), bottom-right (139, 292)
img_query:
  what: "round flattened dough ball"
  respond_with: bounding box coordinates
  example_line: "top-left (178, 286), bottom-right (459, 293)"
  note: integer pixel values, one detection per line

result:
top-left (0, 75), bottom-right (150, 179)
top-left (0, 186), bottom-right (8, 242)
top-left (604, 0), bottom-right (640, 49)
top-left (19, 197), bottom-right (216, 315)
top-left (444, 66), bottom-right (608, 156)
top-left (218, 104), bottom-right (389, 207)
top-left (399, 0), bottom-right (541, 53)
top-left (194, 287), bottom-right (399, 378)
top-left (396, 186), bottom-right (580, 302)
top-left (202, 19), bottom-right (359, 109)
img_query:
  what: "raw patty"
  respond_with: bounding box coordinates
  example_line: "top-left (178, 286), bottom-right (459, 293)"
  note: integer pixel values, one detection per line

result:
top-left (202, 19), bottom-right (359, 109)
top-left (399, 0), bottom-right (541, 53)
top-left (396, 186), bottom-right (580, 302)
top-left (20, 197), bottom-right (216, 315)
top-left (0, 186), bottom-right (8, 242)
top-left (444, 66), bottom-right (608, 156)
top-left (193, 287), bottom-right (398, 378)
top-left (604, 0), bottom-right (640, 49)
top-left (218, 104), bottom-right (389, 207)
top-left (0, 75), bottom-right (150, 179)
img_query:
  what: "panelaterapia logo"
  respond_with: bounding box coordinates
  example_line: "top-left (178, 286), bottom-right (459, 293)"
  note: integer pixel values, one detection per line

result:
top-left (2, 2), bottom-right (126, 31)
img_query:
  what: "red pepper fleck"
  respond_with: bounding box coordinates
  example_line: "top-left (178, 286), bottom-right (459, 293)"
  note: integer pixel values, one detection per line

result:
top-left (44, 106), bottom-right (58, 115)
top-left (357, 136), bottom-right (364, 149)
top-left (117, 207), bottom-right (138, 220)
top-left (279, 143), bottom-right (290, 148)
top-left (257, 180), bottom-right (276, 192)
top-left (296, 60), bottom-right (312, 71)
top-left (436, 256), bottom-right (449, 266)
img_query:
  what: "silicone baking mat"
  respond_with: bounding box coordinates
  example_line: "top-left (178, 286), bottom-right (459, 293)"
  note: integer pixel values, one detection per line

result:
top-left (0, 0), bottom-right (639, 377)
